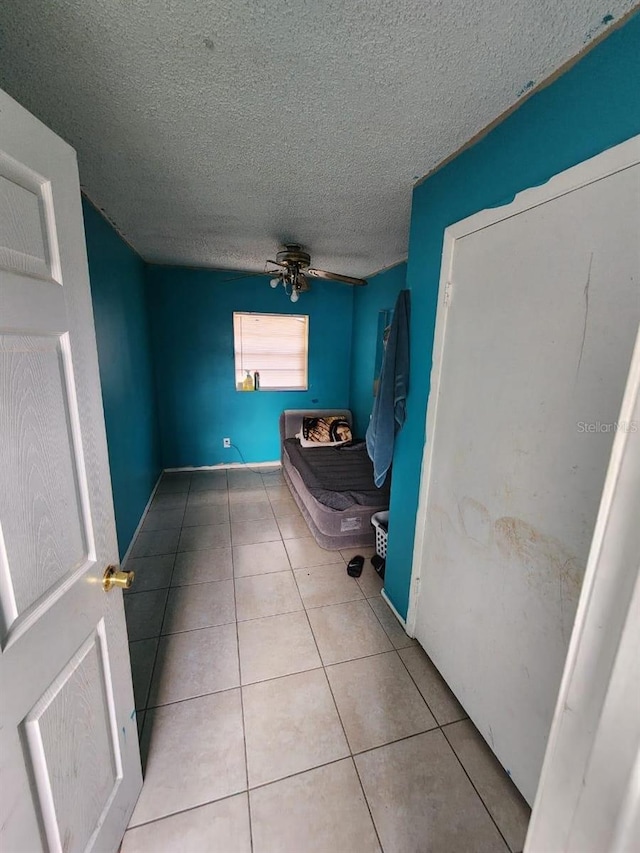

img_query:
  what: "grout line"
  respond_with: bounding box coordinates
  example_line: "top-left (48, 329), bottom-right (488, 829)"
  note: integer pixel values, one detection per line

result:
top-left (144, 682), bottom-right (242, 711)
top-left (138, 474), bottom-right (190, 739)
top-left (245, 755), bottom-right (353, 795)
top-left (130, 618), bottom-right (237, 645)
top-left (239, 663), bottom-right (325, 690)
top-left (291, 553), bottom-right (386, 852)
top-left (441, 724), bottom-right (515, 853)
top-left (439, 717), bottom-right (469, 729)
top-left (351, 727), bottom-right (443, 760)
top-left (362, 590), bottom-right (402, 648)
top-left (394, 638), bottom-right (443, 723)
top-left (232, 559), bottom-right (254, 853)
top-left (350, 756), bottom-right (385, 849)
top-left (126, 791), bottom-right (250, 833)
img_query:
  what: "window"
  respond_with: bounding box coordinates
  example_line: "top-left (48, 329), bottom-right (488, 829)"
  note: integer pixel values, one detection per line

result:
top-left (233, 312), bottom-right (309, 391)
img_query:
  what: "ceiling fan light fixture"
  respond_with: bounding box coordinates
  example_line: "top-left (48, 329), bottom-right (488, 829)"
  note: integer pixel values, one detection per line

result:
top-left (268, 243), bottom-right (366, 301)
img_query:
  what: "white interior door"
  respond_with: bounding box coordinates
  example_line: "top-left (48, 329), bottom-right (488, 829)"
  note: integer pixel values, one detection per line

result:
top-left (0, 90), bottom-right (141, 851)
top-left (408, 136), bottom-right (640, 805)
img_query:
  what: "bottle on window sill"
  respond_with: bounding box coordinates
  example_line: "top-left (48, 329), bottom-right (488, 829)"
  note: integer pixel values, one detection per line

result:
top-left (254, 371), bottom-right (260, 391)
top-left (242, 370), bottom-right (254, 391)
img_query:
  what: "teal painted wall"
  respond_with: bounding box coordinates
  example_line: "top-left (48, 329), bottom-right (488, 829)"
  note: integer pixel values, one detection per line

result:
top-left (83, 200), bottom-right (161, 558)
top-left (146, 266), bottom-right (354, 466)
top-left (385, 14), bottom-right (640, 618)
top-left (349, 263), bottom-right (407, 436)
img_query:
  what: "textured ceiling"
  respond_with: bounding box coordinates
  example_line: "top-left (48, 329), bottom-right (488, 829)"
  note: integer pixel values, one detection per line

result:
top-left (0, 1), bottom-right (634, 277)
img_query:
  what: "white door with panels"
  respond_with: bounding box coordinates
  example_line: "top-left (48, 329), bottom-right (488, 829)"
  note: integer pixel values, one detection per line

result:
top-left (0, 90), bottom-right (141, 850)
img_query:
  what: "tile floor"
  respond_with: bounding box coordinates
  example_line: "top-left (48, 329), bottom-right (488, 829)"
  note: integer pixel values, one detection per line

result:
top-left (121, 468), bottom-right (530, 853)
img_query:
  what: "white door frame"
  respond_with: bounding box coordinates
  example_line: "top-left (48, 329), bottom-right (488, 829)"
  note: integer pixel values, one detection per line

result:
top-left (525, 322), bottom-right (640, 851)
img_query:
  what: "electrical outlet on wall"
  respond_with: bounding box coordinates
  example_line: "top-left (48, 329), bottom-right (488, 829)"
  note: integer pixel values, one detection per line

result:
top-left (223, 438), bottom-right (231, 448)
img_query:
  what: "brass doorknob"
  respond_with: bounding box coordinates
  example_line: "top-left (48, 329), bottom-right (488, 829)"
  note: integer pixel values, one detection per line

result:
top-left (103, 565), bottom-right (135, 591)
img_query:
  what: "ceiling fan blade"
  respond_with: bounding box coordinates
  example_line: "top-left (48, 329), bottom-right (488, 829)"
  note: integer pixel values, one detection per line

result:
top-left (220, 271), bottom-right (267, 283)
top-left (266, 259), bottom-right (287, 268)
top-left (306, 268), bottom-right (367, 287)
top-left (297, 273), bottom-right (311, 292)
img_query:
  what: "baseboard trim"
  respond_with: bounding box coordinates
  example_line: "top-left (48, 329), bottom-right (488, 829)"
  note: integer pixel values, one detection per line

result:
top-left (164, 461), bottom-right (281, 472)
top-left (121, 471), bottom-right (163, 568)
top-left (381, 588), bottom-right (413, 637)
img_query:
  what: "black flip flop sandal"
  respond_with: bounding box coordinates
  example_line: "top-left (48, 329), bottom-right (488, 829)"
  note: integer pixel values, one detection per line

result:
top-left (371, 554), bottom-right (385, 580)
top-left (347, 555), bottom-right (364, 577)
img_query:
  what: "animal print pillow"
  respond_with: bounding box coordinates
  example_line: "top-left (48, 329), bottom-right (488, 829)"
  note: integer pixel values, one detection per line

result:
top-left (299, 416), bottom-right (352, 447)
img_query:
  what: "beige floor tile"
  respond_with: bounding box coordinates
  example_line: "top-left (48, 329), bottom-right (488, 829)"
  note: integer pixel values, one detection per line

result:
top-left (355, 730), bottom-right (509, 853)
top-left (294, 563), bottom-right (364, 609)
top-left (270, 497), bottom-right (301, 518)
top-left (398, 646), bottom-right (467, 725)
top-left (327, 651), bottom-right (437, 753)
top-left (148, 623), bottom-right (239, 706)
top-left (123, 794), bottom-right (251, 853)
top-left (229, 500), bottom-right (274, 523)
top-left (162, 579), bottom-right (235, 634)
top-left (186, 489), bottom-right (229, 508)
top-left (231, 517), bottom-right (281, 546)
top-left (124, 588), bottom-right (169, 641)
top-left (235, 571), bottom-right (303, 622)
top-left (178, 522), bottom-right (231, 552)
top-left (356, 564), bottom-right (384, 598)
top-left (130, 690), bottom-right (246, 825)
top-left (182, 502), bottom-right (230, 527)
top-left (142, 507), bottom-right (184, 531)
top-left (129, 638), bottom-right (158, 710)
top-left (155, 473), bottom-right (191, 494)
top-left (171, 547), bottom-right (233, 585)
top-left (444, 719), bottom-right (530, 852)
top-left (130, 528), bottom-right (180, 558)
top-left (261, 469), bottom-right (284, 485)
top-left (284, 536), bottom-right (340, 569)
top-left (228, 470), bottom-right (265, 490)
top-left (232, 540), bottom-right (291, 578)
top-left (189, 470), bottom-right (228, 491)
top-left (150, 492), bottom-right (188, 511)
top-left (238, 611), bottom-right (321, 684)
top-left (368, 596), bottom-right (417, 649)
top-left (228, 487), bottom-right (268, 504)
top-left (265, 484), bottom-right (292, 501)
top-left (250, 760), bottom-right (380, 853)
top-left (307, 600), bottom-right (393, 665)
top-left (276, 513), bottom-right (311, 539)
top-left (243, 669), bottom-right (349, 787)
top-left (124, 554), bottom-right (174, 594)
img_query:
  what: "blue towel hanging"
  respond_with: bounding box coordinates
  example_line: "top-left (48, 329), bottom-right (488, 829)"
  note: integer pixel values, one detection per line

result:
top-left (366, 289), bottom-right (410, 487)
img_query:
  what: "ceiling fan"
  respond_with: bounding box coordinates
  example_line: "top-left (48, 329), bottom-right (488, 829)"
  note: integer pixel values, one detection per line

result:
top-left (226, 244), bottom-right (367, 302)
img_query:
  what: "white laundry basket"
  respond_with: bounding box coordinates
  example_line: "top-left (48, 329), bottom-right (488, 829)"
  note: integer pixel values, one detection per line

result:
top-left (371, 511), bottom-right (389, 559)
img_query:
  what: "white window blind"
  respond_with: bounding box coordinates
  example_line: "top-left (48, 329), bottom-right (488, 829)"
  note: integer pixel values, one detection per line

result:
top-left (233, 312), bottom-right (309, 390)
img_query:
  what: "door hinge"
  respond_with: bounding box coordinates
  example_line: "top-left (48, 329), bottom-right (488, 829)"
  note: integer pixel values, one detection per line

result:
top-left (443, 280), bottom-right (453, 307)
